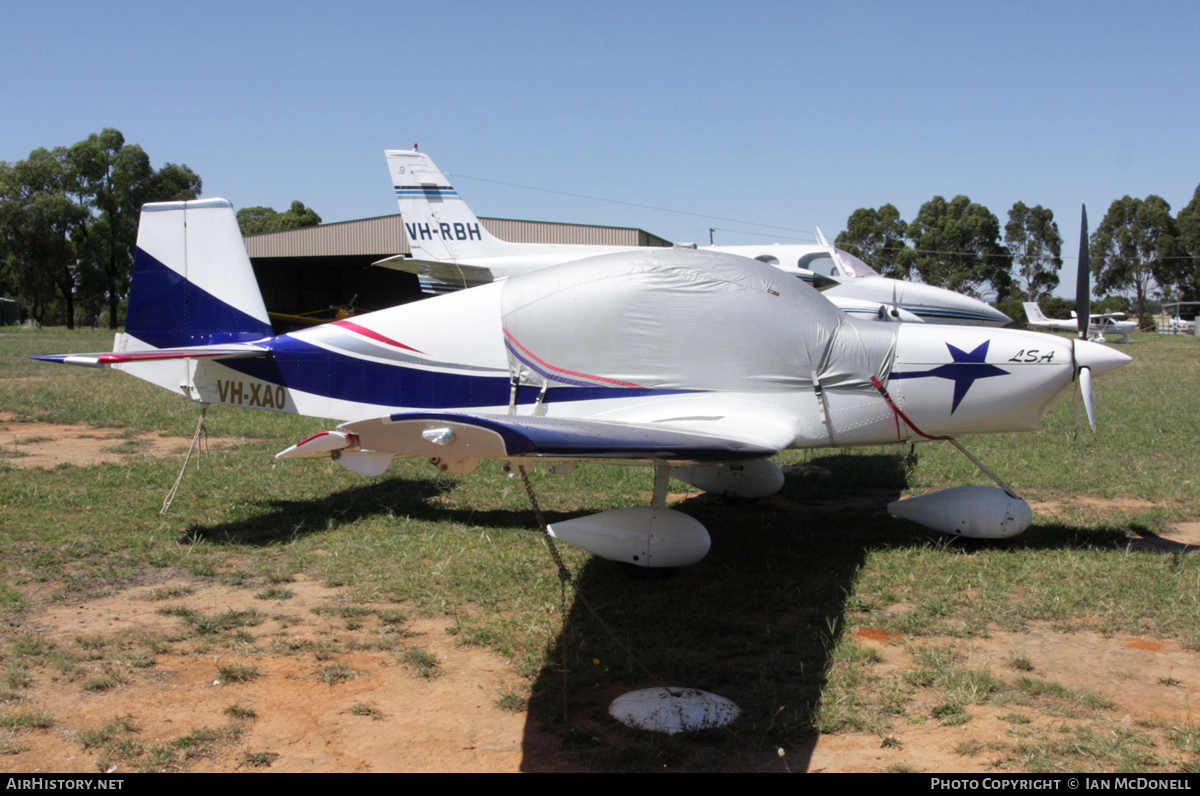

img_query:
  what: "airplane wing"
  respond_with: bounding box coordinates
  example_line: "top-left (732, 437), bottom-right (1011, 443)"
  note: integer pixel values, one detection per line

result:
top-left (278, 411), bottom-right (784, 467)
top-left (372, 255), bottom-right (494, 293)
top-left (827, 296), bottom-right (925, 323)
top-left (31, 344), bottom-right (271, 369)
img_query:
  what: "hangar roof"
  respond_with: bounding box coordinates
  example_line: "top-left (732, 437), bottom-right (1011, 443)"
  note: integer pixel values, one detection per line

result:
top-left (243, 214), bottom-right (672, 258)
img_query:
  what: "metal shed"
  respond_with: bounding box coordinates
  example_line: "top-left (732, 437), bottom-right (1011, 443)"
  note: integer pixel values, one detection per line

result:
top-left (242, 214), bottom-right (671, 324)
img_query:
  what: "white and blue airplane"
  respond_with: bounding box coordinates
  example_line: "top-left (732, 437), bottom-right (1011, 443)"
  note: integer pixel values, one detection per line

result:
top-left (35, 199), bottom-right (1129, 569)
top-left (376, 148), bottom-right (1011, 327)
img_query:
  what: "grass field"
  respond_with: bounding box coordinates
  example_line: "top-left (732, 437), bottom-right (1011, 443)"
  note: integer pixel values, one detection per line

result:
top-left (1, 325), bottom-right (1198, 772)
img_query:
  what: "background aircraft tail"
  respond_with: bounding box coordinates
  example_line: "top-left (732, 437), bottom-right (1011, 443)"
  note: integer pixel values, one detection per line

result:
top-left (1022, 302), bottom-right (1049, 324)
top-left (124, 199), bottom-right (273, 350)
top-left (386, 149), bottom-right (510, 262)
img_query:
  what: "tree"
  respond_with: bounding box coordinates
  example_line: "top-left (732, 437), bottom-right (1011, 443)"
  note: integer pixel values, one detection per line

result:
top-left (0, 149), bottom-right (91, 327)
top-left (1040, 296), bottom-right (1076, 319)
top-left (1174, 184), bottom-right (1200, 300)
top-left (1090, 195), bottom-right (1181, 319)
top-left (69, 129), bottom-right (201, 328)
top-left (834, 204), bottom-right (914, 278)
top-left (237, 201), bottom-right (321, 236)
top-left (906, 195), bottom-right (1011, 298)
top-left (1004, 202), bottom-right (1062, 301)
top-left (0, 130), bottom-right (200, 329)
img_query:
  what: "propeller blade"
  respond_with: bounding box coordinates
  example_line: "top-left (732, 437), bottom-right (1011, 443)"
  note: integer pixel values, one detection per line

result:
top-left (1080, 374), bottom-right (1089, 441)
top-left (1071, 337), bottom-right (1131, 440)
top-left (1076, 205), bottom-right (1091, 340)
top-left (1080, 366), bottom-right (1096, 436)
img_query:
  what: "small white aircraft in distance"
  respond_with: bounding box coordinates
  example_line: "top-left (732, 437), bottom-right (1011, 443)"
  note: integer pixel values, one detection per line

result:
top-left (1023, 302), bottom-right (1136, 343)
top-left (375, 148), bottom-right (1011, 328)
top-left (35, 200), bottom-right (1129, 569)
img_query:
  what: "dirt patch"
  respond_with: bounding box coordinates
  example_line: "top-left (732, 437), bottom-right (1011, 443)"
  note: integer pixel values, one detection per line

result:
top-left (4, 572), bottom-right (1199, 772)
top-left (1029, 498), bottom-right (1200, 550)
top-left (1155, 522), bottom-right (1200, 547)
top-left (0, 577), bottom-right (551, 773)
top-left (1028, 497), bottom-right (1160, 516)
top-left (1126, 638), bottom-right (1165, 652)
top-left (811, 625), bottom-right (1200, 773)
top-left (852, 627), bottom-right (902, 644)
top-left (2, 426), bottom-right (1196, 772)
top-left (0, 419), bottom-right (244, 469)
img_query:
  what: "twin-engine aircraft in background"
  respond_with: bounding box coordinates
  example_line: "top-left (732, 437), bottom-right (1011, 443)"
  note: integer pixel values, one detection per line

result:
top-left (34, 200), bottom-right (1129, 570)
top-left (1022, 302), bottom-right (1136, 343)
top-left (376, 149), bottom-right (1011, 328)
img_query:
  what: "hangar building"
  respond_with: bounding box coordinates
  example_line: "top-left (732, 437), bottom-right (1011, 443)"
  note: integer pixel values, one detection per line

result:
top-left (243, 214), bottom-right (672, 328)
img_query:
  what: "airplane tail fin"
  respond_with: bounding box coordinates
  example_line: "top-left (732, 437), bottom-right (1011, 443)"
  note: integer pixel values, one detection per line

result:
top-left (386, 149), bottom-right (509, 262)
top-left (124, 199), bottom-right (273, 349)
top-left (1022, 302), bottom-right (1049, 324)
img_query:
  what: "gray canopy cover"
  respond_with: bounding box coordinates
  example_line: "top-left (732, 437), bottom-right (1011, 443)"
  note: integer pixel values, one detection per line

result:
top-left (500, 249), bottom-right (897, 394)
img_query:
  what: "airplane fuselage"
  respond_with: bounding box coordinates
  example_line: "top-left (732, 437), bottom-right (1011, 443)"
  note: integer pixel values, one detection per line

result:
top-left (161, 276), bottom-right (1119, 453)
top-left (39, 198), bottom-right (1133, 555)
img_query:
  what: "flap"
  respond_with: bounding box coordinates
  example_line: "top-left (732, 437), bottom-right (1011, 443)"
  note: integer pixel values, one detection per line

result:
top-left (338, 411), bottom-right (782, 464)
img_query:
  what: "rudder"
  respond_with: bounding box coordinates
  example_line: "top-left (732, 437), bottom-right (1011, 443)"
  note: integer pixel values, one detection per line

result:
top-left (1022, 302), bottom-right (1048, 324)
top-left (125, 199), bottom-right (273, 349)
top-left (386, 149), bottom-right (507, 261)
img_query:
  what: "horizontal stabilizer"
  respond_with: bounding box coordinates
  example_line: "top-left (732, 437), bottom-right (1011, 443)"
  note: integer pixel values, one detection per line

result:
top-left (276, 430), bottom-right (358, 459)
top-left (275, 430), bottom-right (392, 476)
top-left (336, 412), bottom-right (781, 464)
top-left (371, 256), bottom-right (495, 294)
top-left (31, 344), bottom-right (271, 369)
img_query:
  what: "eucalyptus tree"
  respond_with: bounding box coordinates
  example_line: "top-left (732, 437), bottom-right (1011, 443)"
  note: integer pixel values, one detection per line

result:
top-left (1174, 184), bottom-right (1200, 300)
top-left (0, 149), bottom-right (90, 327)
top-left (834, 204), bottom-right (914, 278)
top-left (1004, 202), bottom-right (1063, 302)
top-left (69, 129), bottom-right (201, 328)
top-left (1090, 195), bottom-right (1181, 319)
top-left (237, 201), bottom-right (322, 236)
top-left (907, 195), bottom-right (1010, 298)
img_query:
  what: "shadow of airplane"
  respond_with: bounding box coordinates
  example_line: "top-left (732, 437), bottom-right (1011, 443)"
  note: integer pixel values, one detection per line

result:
top-left (174, 450), bottom-right (1175, 772)
top-left (519, 452), bottom-right (914, 772)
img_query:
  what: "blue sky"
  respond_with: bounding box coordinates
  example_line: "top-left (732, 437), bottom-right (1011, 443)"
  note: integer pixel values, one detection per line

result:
top-left (4, 1), bottom-right (1198, 293)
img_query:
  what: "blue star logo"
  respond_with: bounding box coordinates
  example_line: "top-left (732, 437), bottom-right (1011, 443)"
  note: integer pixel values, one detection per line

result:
top-left (889, 341), bottom-right (1009, 413)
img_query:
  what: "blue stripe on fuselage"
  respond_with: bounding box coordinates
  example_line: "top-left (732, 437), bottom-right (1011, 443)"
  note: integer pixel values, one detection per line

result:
top-left (220, 336), bottom-right (693, 410)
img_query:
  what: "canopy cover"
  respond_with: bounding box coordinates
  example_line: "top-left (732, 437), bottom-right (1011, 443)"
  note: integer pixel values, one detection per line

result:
top-left (500, 249), bottom-right (896, 393)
